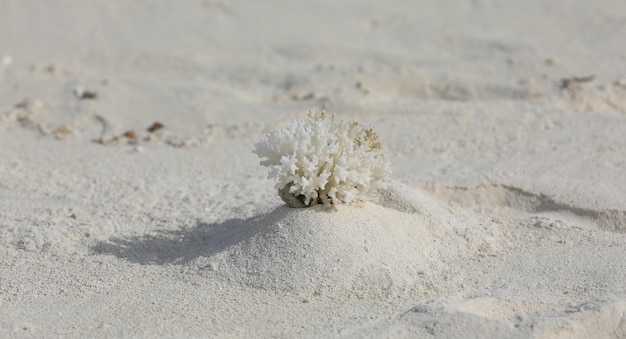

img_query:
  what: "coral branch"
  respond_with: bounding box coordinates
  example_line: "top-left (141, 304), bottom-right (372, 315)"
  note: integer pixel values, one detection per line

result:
top-left (253, 112), bottom-right (390, 207)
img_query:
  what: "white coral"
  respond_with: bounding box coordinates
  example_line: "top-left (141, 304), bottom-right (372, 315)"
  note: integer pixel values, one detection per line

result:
top-left (253, 112), bottom-right (390, 207)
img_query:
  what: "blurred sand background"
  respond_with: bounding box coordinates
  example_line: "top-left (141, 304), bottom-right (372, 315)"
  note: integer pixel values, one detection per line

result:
top-left (1, 0), bottom-right (625, 337)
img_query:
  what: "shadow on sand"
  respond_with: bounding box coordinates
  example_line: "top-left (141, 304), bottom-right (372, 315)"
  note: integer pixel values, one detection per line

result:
top-left (90, 206), bottom-right (292, 265)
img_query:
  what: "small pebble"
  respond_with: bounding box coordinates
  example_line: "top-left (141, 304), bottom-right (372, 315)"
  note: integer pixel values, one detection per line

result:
top-left (290, 92), bottom-right (315, 101)
top-left (123, 130), bottom-right (137, 139)
top-left (147, 121), bottom-right (165, 133)
top-left (81, 91), bottom-right (97, 99)
top-left (16, 98), bottom-right (43, 110)
top-left (545, 57), bottom-right (559, 66)
top-left (56, 125), bottom-right (72, 135)
top-left (73, 86), bottom-right (98, 100)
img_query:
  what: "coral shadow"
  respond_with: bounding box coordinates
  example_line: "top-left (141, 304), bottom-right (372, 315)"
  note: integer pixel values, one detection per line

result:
top-left (90, 206), bottom-right (291, 265)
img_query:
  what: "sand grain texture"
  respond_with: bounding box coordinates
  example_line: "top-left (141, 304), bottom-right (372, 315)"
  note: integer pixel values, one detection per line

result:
top-left (1, 0), bottom-right (626, 337)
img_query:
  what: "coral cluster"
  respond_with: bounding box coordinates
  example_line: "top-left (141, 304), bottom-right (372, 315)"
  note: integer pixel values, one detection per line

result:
top-left (253, 112), bottom-right (389, 207)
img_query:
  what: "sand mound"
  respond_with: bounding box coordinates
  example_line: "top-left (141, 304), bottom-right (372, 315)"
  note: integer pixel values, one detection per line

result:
top-left (187, 182), bottom-right (500, 294)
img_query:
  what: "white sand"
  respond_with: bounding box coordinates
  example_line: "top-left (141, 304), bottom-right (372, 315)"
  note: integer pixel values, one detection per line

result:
top-left (1, 1), bottom-right (626, 337)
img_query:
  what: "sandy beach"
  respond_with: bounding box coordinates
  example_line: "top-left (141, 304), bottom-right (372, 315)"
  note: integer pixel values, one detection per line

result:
top-left (1, 1), bottom-right (625, 337)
